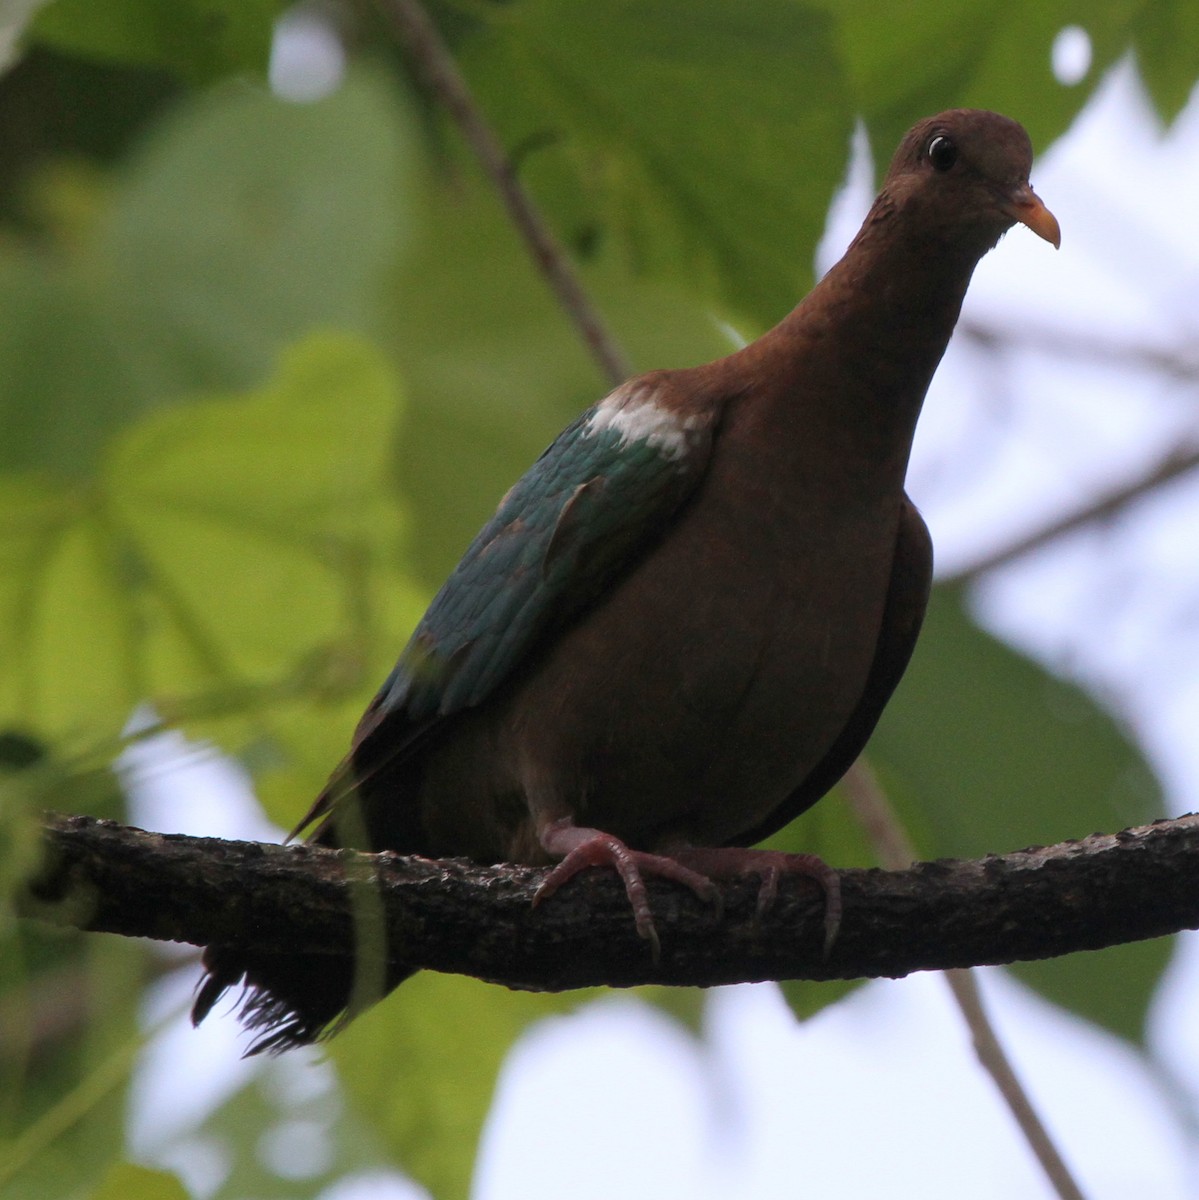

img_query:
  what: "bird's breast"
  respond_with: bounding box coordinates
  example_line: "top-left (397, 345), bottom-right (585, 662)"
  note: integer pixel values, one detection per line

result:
top-left (492, 425), bottom-right (908, 852)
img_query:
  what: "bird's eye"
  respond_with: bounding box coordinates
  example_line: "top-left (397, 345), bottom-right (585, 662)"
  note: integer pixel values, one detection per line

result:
top-left (927, 135), bottom-right (958, 171)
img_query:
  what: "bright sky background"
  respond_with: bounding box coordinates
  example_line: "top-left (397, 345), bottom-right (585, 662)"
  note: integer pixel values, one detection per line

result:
top-left (119, 33), bottom-right (1199, 1200)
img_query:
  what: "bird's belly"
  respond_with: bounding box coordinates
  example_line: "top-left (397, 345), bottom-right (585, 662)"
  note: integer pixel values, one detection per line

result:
top-left (496, 491), bottom-right (903, 853)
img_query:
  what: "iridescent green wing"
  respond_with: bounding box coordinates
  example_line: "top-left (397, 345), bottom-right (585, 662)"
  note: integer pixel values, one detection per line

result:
top-left (380, 389), bottom-right (714, 723)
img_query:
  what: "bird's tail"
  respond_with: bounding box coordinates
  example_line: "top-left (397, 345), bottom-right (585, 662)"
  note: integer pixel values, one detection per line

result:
top-left (191, 943), bottom-right (414, 1055)
top-left (192, 761), bottom-right (422, 1055)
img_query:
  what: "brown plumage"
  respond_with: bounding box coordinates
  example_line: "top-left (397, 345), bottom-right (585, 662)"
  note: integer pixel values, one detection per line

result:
top-left (195, 109), bottom-right (1058, 1053)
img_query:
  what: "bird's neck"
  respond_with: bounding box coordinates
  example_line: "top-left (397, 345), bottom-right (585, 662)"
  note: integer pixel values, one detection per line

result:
top-left (738, 201), bottom-right (984, 486)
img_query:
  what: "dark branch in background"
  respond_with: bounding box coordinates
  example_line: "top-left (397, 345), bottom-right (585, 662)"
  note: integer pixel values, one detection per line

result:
top-left (949, 318), bottom-right (1199, 583)
top-left (378, 0), bottom-right (633, 385)
top-left (843, 762), bottom-right (1087, 1200)
top-left (21, 812), bottom-right (1199, 991)
top-left (945, 442), bottom-right (1199, 583)
top-left (959, 318), bottom-right (1199, 381)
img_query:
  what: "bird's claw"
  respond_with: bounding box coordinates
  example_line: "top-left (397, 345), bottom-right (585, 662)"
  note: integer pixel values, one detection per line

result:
top-left (536, 821), bottom-right (840, 961)
top-left (671, 846), bottom-right (841, 958)
top-left (535, 821), bottom-right (721, 962)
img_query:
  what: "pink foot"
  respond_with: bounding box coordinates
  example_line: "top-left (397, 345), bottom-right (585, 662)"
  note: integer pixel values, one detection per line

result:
top-left (669, 846), bottom-right (842, 958)
top-left (535, 818), bottom-right (721, 961)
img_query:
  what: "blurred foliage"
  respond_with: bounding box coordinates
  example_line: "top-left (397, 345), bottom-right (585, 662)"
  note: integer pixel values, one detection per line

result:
top-left (0, 67), bottom-right (413, 476)
top-left (460, 0), bottom-right (853, 325)
top-left (869, 586), bottom-right (1169, 1038)
top-left (91, 1164), bottom-right (189, 1200)
top-left (0, 0), bottom-right (1192, 1196)
top-left (331, 975), bottom-right (591, 1200)
top-left (29, 0), bottom-right (284, 84)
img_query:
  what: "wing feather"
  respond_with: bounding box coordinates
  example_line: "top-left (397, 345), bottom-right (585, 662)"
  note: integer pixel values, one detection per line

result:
top-left (297, 381), bottom-right (719, 840)
top-left (390, 398), bottom-right (714, 720)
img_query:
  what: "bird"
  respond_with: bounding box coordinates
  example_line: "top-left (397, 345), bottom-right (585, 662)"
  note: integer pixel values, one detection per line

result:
top-left (193, 109), bottom-right (1059, 1053)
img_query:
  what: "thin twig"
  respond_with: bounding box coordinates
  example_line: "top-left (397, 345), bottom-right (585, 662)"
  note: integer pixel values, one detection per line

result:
top-left (960, 319), bottom-right (1199, 381)
top-left (943, 443), bottom-right (1199, 583)
top-left (944, 969), bottom-right (1085, 1200)
top-left (377, 0), bottom-right (632, 386)
top-left (842, 761), bottom-right (1088, 1200)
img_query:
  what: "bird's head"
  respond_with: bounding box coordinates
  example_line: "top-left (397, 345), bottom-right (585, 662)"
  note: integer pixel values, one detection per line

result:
top-left (880, 109), bottom-right (1060, 256)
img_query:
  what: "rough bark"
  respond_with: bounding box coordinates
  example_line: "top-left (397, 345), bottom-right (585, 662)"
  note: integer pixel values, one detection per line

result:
top-left (17, 811), bottom-right (1199, 992)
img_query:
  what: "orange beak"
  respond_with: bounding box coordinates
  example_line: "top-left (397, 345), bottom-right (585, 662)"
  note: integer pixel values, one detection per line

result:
top-left (1005, 184), bottom-right (1061, 248)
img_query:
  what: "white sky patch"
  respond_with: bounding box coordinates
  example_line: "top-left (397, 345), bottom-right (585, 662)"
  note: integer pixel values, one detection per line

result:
top-left (270, 5), bottom-right (346, 103)
top-left (1053, 26), bottom-right (1093, 87)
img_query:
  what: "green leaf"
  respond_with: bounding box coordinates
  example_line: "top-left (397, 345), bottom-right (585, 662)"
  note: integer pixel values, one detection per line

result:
top-left (1013, 936), bottom-right (1172, 1047)
top-left (461, 0), bottom-right (853, 327)
top-left (816, 1), bottom-right (1149, 160)
top-left (0, 333), bottom-right (423, 782)
top-left (868, 584), bottom-right (1168, 1041)
top-left (0, 48), bottom-right (181, 221)
top-left (99, 70), bottom-right (415, 401)
top-left (0, 3), bottom-right (54, 61)
top-left (0, 246), bottom-right (148, 477)
top-left (873, 586), bottom-right (1160, 856)
top-left (90, 1163), bottom-right (189, 1200)
top-left (29, 0), bottom-right (282, 83)
top-left (634, 985), bottom-right (707, 1034)
top-left (331, 973), bottom-right (586, 1200)
top-left (1133, 2), bottom-right (1199, 123)
top-left (0, 67), bottom-right (414, 476)
top-left (388, 162), bottom-right (744, 587)
top-left (107, 334), bottom-right (407, 683)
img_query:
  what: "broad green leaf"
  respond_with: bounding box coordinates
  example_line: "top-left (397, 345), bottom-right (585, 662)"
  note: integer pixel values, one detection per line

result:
top-left (868, 584), bottom-right (1168, 1041)
top-left (1013, 935), bottom-right (1171, 1047)
top-left (0, 333), bottom-right (423, 788)
top-left (1132, 3), bottom-right (1199, 122)
top-left (634, 985), bottom-right (707, 1034)
top-left (874, 586), bottom-right (1159, 856)
top-left (0, 247), bottom-right (147, 477)
top-left (332, 973), bottom-right (585, 1200)
top-left (771, 584), bottom-right (1166, 1030)
top-left (0, 3), bottom-right (54, 63)
top-left (246, 548), bottom-right (429, 829)
top-left (387, 161), bottom-right (743, 587)
top-left (461, 0), bottom-right (853, 328)
top-left (29, 0), bottom-right (281, 83)
top-left (815, 1), bottom-right (1151, 160)
top-left (0, 67), bottom-right (413, 477)
top-left (99, 70), bottom-right (414, 403)
top-left (90, 1163), bottom-right (189, 1200)
top-left (108, 335), bottom-right (407, 685)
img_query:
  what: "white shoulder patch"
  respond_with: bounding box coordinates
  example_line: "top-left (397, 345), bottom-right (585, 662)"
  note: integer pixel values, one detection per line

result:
top-left (584, 381), bottom-right (700, 460)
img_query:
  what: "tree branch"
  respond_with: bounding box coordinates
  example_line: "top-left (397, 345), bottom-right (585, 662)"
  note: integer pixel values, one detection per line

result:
top-left (842, 761), bottom-right (1087, 1200)
top-left (18, 812), bottom-right (1198, 992)
top-left (943, 442), bottom-right (1199, 583)
top-left (379, 0), bottom-right (633, 385)
top-left (959, 317), bottom-right (1199, 381)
